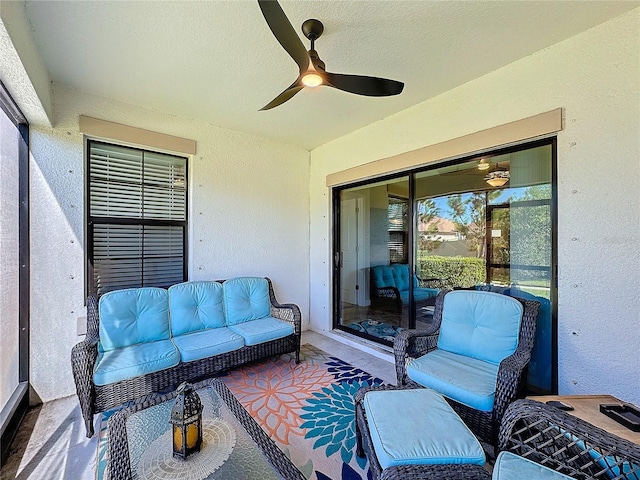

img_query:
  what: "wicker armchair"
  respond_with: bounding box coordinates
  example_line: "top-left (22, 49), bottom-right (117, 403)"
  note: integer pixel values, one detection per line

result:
top-left (394, 289), bottom-right (540, 446)
top-left (71, 277), bottom-right (301, 437)
top-left (499, 399), bottom-right (640, 479)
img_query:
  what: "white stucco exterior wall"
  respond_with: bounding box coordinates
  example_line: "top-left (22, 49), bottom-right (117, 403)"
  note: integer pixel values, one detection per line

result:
top-left (29, 85), bottom-right (310, 403)
top-left (309, 10), bottom-right (640, 403)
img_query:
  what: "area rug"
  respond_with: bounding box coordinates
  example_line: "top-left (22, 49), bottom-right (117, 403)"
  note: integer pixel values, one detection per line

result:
top-left (95, 344), bottom-right (384, 480)
top-left (347, 320), bottom-right (404, 342)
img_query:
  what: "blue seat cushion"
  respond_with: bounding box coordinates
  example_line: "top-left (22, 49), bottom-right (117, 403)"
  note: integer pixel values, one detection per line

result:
top-left (98, 287), bottom-right (170, 351)
top-left (406, 349), bottom-right (499, 412)
top-left (223, 277), bottom-right (271, 325)
top-left (437, 290), bottom-right (523, 365)
top-left (493, 452), bottom-right (573, 480)
top-left (169, 281), bottom-right (225, 336)
top-left (363, 388), bottom-right (485, 469)
top-left (172, 327), bottom-right (245, 363)
top-left (399, 287), bottom-right (439, 304)
top-left (93, 339), bottom-right (180, 386)
top-left (228, 317), bottom-right (294, 346)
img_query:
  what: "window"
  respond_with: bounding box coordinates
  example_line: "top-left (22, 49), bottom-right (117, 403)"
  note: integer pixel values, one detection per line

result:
top-left (87, 141), bottom-right (188, 296)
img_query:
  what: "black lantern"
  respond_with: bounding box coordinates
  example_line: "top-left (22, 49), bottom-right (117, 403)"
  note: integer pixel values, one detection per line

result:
top-left (170, 382), bottom-right (203, 460)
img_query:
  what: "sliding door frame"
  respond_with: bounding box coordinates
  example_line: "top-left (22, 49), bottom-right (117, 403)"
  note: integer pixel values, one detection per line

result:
top-left (332, 137), bottom-right (558, 393)
top-left (0, 82), bottom-right (30, 466)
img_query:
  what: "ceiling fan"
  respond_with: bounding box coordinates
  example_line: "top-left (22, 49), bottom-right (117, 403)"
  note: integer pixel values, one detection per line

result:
top-left (257, 0), bottom-right (404, 110)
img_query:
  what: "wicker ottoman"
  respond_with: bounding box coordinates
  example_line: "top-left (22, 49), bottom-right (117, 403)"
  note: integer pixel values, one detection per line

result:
top-left (355, 385), bottom-right (490, 480)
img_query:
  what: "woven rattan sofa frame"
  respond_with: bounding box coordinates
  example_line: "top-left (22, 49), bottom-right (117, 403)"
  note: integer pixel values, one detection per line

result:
top-left (394, 289), bottom-right (540, 447)
top-left (71, 277), bottom-right (301, 438)
top-left (107, 378), bottom-right (305, 480)
top-left (499, 399), bottom-right (640, 479)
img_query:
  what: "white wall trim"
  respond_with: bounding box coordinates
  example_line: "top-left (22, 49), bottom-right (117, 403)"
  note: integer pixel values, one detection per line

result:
top-left (326, 108), bottom-right (562, 187)
top-left (79, 115), bottom-right (196, 155)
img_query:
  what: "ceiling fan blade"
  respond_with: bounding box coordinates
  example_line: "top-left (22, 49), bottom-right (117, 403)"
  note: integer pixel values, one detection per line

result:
top-left (324, 72), bottom-right (404, 97)
top-left (260, 81), bottom-right (305, 111)
top-left (258, 0), bottom-right (309, 72)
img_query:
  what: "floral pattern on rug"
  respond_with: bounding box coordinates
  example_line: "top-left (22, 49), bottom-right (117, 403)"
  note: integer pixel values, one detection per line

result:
top-left (223, 344), bottom-right (383, 480)
top-left (96, 345), bottom-right (383, 480)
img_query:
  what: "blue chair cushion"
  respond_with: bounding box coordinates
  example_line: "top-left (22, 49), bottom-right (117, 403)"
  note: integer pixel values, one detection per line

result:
top-left (399, 287), bottom-right (439, 304)
top-left (223, 277), bottom-right (271, 325)
top-left (437, 290), bottom-right (523, 365)
top-left (98, 287), bottom-right (170, 351)
top-left (406, 349), bottom-right (499, 412)
top-left (493, 452), bottom-right (573, 480)
top-left (392, 264), bottom-right (411, 292)
top-left (93, 339), bottom-right (179, 386)
top-left (228, 317), bottom-right (294, 346)
top-left (363, 388), bottom-right (485, 469)
top-left (168, 281), bottom-right (225, 336)
top-left (371, 265), bottom-right (396, 289)
top-left (172, 327), bottom-right (245, 363)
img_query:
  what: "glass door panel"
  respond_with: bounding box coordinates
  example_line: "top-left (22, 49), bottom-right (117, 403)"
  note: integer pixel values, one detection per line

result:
top-left (333, 141), bottom-right (555, 393)
top-left (335, 177), bottom-right (410, 345)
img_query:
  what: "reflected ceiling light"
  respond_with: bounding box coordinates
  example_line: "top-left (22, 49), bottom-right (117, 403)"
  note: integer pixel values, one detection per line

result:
top-left (484, 170), bottom-right (510, 187)
top-left (477, 159), bottom-right (491, 171)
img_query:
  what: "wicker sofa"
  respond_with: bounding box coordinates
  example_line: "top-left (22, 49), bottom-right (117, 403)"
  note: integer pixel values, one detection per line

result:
top-left (71, 277), bottom-right (301, 437)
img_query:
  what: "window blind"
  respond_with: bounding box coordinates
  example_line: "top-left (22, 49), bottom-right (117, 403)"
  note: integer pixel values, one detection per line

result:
top-left (88, 141), bottom-right (187, 296)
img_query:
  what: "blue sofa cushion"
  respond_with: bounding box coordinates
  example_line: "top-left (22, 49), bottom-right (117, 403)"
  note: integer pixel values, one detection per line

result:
top-left (407, 349), bottom-right (499, 412)
top-left (223, 277), bottom-right (271, 325)
top-left (172, 327), bottom-right (245, 363)
top-left (93, 339), bottom-right (180, 386)
top-left (363, 388), bottom-right (485, 469)
top-left (98, 287), bottom-right (170, 351)
top-left (228, 317), bottom-right (294, 346)
top-left (168, 281), bottom-right (225, 336)
top-left (437, 290), bottom-right (523, 365)
top-left (493, 452), bottom-right (573, 480)
top-left (371, 265), bottom-right (396, 289)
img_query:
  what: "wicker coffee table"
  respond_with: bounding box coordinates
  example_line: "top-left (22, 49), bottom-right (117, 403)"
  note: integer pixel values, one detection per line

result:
top-left (106, 378), bottom-right (304, 480)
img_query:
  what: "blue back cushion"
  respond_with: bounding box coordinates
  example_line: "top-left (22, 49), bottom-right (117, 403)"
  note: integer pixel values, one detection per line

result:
top-left (168, 281), bottom-right (225, 336)
top-left (371, 265), bottom-right (396, 289)
top-left (99, 287), bottom-right (170, 351)
top-left (223, 277), bottom-right (270, 325)
top-left (392, 264), bottom-right (411, 292)
top-left (437, 290), bottom-right (524, 365)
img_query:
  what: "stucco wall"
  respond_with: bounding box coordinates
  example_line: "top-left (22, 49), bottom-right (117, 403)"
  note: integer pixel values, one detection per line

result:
top-left (29, 85), bottom-right (310, 403)
top-left (309, 9), bottom-right (640, 403)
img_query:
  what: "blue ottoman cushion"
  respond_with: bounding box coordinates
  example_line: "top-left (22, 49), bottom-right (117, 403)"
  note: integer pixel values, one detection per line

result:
top-left (362, 388), bottom-right (485, 469)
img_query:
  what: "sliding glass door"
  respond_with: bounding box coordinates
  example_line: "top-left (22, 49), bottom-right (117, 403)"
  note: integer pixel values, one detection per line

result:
top-left (0, 84), bottom-right (29, 465)
top-left (333, 139), bottom-right (556, 393)
top-left (334, 176), bottom-right (410, 345)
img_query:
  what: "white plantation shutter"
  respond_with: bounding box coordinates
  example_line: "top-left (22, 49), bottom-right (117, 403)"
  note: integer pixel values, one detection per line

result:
top-left (88, 141), bottom-right (187, 296)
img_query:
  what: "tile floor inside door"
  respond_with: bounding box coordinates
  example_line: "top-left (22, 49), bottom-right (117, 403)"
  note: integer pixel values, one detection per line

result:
top-left (0, 331), bottom-right (396, 480)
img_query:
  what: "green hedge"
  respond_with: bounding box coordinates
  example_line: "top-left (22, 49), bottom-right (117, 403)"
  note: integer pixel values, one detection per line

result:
top-left (417, 255), bottom-right (486, 289)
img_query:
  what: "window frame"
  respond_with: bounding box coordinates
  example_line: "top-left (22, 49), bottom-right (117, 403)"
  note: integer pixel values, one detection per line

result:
top-left (85, 139), bottom-right (189, 297)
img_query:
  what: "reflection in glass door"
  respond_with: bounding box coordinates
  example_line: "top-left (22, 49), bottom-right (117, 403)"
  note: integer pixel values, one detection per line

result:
top-left (334, 140), bottom-right (556, 393)
top-left (335, 177), bottom-right (410, 346)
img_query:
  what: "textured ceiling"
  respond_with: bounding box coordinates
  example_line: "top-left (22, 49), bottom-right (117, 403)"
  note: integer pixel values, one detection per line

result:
top-left (24, 0), bottom-right (637, 150)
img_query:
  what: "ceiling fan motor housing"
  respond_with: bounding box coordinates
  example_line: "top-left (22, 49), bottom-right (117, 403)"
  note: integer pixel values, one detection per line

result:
top-left (302, 19), bottom-right (324, 41)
